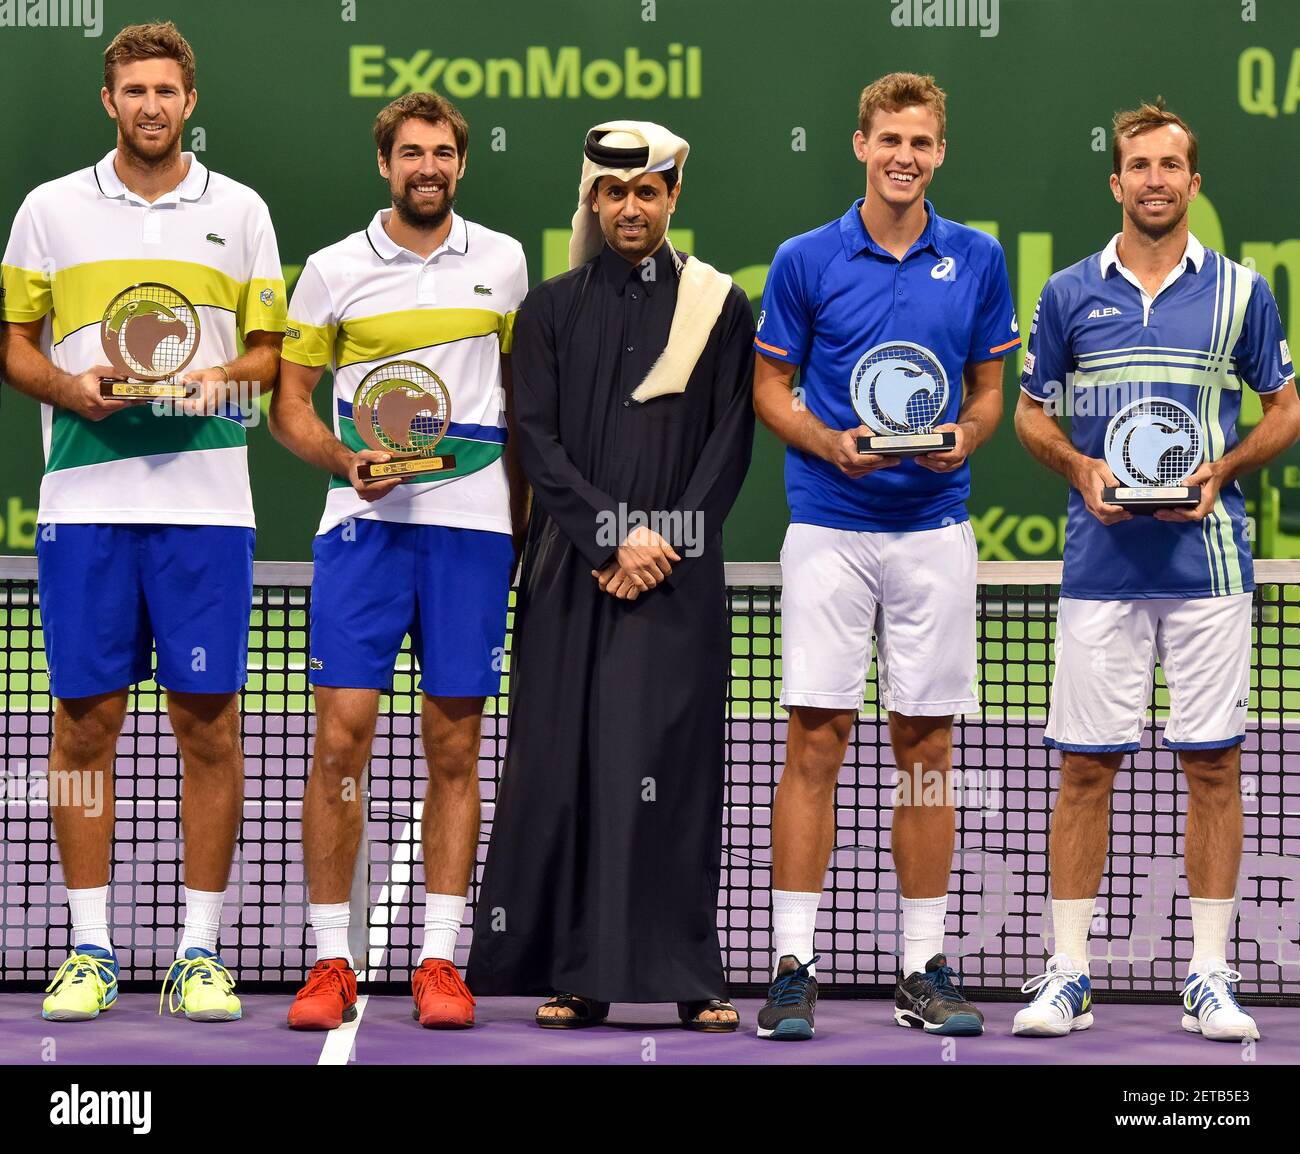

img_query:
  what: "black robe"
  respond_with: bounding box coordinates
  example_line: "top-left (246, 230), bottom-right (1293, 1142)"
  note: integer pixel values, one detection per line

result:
top-left (466, 242), bottom-right (756, 1002)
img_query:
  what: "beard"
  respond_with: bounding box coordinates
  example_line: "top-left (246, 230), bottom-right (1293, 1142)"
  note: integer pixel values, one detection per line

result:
top-left (392, 180), bottom-right (455, 231)
top-left (116, 118), bottom-right (184, 167)
top-left (601, 215), bottom-right (666, 261)
top-left (1127, 199), bottom-right (1187, 242)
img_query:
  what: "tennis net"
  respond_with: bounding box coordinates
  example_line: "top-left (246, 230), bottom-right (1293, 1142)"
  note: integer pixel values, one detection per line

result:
top-left (2, 557), bottom-right (1297, 1001)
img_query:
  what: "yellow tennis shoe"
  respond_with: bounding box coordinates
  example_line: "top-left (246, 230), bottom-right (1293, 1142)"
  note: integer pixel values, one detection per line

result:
top-left (43, 945), bottom-right (119, 1021)
top-left (159, 948), bottom-right (242, 1022)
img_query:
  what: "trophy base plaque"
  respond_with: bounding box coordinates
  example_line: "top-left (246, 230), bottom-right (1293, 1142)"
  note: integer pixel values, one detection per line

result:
top-left (1102, 485), bottom-right (1200, 512)
top-left (359, 453), bottom-right (457, 482)
top-left (100, 378), bottom-right (189, 400)
top-left (856, 430), bottom-right (956, 457)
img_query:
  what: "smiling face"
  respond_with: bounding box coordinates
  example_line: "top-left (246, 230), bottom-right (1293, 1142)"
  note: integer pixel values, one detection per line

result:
top-left (853, 104), bottom-right (945, 210)
top-left (1110, 123), bottom-right (1200, 241)
top-left (101, 57), bottom-right (195, 165)
top-left (379, 117), bottom-right (465, 231)
top-left (591, 171), bottom-right (680, 263)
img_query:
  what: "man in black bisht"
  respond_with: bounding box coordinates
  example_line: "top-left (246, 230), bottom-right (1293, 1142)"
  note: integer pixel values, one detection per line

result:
top-left (467, 121), bottom-right (755, 1030)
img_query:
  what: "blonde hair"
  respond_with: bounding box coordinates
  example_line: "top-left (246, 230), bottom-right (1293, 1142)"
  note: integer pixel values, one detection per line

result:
top-left (858, 72), bottom-right (947, 140)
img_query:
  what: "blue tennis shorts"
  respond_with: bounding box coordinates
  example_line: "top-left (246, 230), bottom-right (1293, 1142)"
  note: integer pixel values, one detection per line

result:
top-left (35, 523), bottom-right (255, 700)
top-left (309, 519), bottom-right (513, 696)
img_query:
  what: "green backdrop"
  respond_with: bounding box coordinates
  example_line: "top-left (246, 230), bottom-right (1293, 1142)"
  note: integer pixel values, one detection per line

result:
top-left (0, 0), bottom-right (1296, 560)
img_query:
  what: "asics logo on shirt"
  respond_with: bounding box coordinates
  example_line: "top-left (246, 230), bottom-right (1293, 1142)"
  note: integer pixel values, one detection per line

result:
top-left (1087, 306), bottom-right (1122, 319)
top-left (930, 256), bottom-right (956, 280)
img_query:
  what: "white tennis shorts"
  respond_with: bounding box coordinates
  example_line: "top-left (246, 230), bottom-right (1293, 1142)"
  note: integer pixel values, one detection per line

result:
top-left (1043, 592), bottom-right (1252, 752)
top-left (779, 520), bottom-right (979, 716)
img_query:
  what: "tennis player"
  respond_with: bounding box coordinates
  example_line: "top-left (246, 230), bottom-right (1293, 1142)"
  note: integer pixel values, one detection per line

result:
top-left (1014, 100), bottom-right (1298, 1041)
top-left (0, 22), bottom-right (285, 1022)
top-left (270, 92), bottom-right (527, 1031)
top-left (753, 73), bottom-right (1019, 1039)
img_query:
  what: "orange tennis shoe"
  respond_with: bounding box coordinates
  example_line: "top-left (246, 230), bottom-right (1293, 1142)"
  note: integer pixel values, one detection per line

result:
top-left (288, 958), bottom-right (358, 1030)
top-left (412, 958), bottom-right (476, 1028)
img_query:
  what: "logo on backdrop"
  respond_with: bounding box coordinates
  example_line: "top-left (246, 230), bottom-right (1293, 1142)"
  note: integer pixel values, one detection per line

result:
top-left (1103, 398), bottom-right (1204, 487)
top-left (850, 341), bottom-right (949, 435)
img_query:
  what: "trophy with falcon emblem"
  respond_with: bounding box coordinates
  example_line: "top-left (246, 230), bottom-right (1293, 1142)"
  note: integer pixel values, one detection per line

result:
top-left (98, 282), bottom-right (200, 399)
top-left (850, 340), bottom-right (956, 456)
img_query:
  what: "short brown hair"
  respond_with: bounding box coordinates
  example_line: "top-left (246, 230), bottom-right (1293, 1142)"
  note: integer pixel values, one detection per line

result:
top-left (858, 72), bottom-right (947, 141)
top-left (103, 21), bottom-right (196, 92)
top-left (1112, 98), bottom-right (1198, 174)
top-left (373, 92), bottom-right (469, 162)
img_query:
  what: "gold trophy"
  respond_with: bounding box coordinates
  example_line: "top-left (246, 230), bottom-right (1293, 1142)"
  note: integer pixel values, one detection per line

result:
top-left (352, 359), bottom-right (457, 482)
top-left (98, 282), bottom-right (200, 399)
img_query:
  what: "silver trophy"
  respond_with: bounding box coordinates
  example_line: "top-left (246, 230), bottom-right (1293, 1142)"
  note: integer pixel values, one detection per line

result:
top-left (851, 340), bottom-right (955, 456)
top-left (1101, 397), bottom-right (1203, 511)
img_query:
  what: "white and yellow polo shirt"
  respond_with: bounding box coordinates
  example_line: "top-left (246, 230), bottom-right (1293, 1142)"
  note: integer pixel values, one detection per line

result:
top-left (0, 149), bottom-right (286, 527)
top-left (282, 209), bottom-right (526, 537)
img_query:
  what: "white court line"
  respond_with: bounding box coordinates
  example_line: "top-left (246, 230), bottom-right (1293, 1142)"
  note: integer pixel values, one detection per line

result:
top-left (359, 801), bottom-right (422, 980)
top-left (317, 994), bottom-right (368, 1065)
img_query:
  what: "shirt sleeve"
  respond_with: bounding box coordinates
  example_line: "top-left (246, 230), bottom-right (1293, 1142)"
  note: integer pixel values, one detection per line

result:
top-left (753, 239), bottom-right (812, 365)
top-left (967, 240), bottom-right (1021, 362)
top-left (282, 257), bottom-right (338, 369)
top-left (1019, 279), bottom-right (1073, 403)
top-left (499, 244), bottom-right (529, 354)
top-left (1232, 273), bottom-right (1294, 394)
top-left (237, 198), bottom-right (287, 338)
top-left (1, 192), bottom-right (53, 324)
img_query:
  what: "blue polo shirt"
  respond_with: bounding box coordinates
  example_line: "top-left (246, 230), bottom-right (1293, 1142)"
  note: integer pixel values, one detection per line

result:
top-left (1021, 233), bottom-right (1294, 600)
top-left (756, 199), bottom-right (1019, 532)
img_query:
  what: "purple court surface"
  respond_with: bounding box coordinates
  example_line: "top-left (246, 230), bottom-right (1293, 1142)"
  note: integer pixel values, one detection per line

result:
top-left (0, 994), bottom-right (1293, 1065)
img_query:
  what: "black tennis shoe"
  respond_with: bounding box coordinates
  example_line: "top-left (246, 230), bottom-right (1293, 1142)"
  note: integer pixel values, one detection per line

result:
top-left (757, 954), bottom-right (819, 1040)
top-left (894, 954), bottom-right (984, 1035)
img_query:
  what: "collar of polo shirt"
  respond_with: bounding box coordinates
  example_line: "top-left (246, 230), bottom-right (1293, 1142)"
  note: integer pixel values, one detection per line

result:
top-left (93, 149), bottom-right (210, 207)
top-left (366, 208), bottom-right (468, 263)
top-left (839, 197), bottom-right (947, 262)
top-left (1100, 230), bottom-right (1206, 279)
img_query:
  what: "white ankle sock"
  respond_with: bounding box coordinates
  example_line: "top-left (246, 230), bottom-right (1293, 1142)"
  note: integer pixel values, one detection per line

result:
top-left (1051, 898), bottom-right (1095, 973)
top-left (772, 889), bottom-right (821, 976)
top-left (417, 893), bottom-right (466, 964)
top-left (67, 886), bottom-right (112, 953)
top-left (176, 887), bottom-right (224, 958)
top-left (1189, 897), bottom-right (1234, 974)
top-left (901, 895), bottom-right (948, 977)
top-left (310, 902), bottom-right (353, 966)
